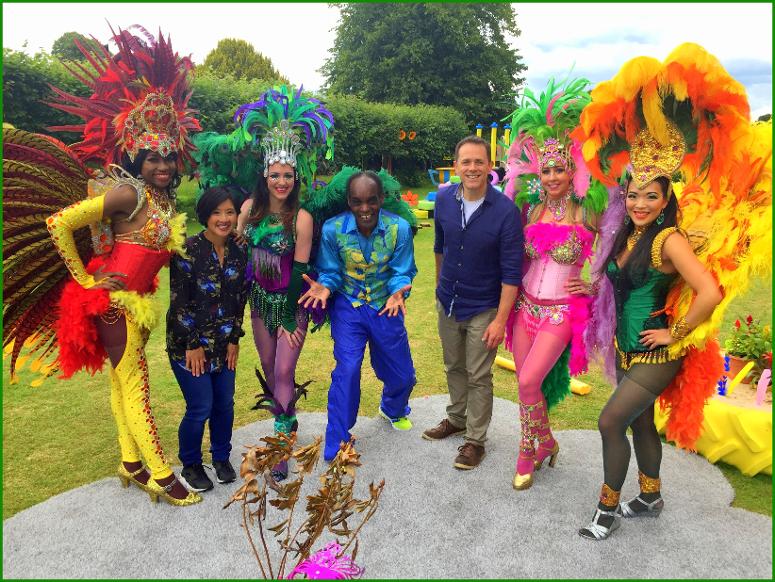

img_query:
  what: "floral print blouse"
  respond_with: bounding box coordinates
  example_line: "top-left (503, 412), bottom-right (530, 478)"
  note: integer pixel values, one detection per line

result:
top-left (166, 232), bottom-right (249, 372)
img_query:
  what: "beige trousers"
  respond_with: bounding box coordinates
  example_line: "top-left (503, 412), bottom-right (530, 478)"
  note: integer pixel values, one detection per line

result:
top-left (436, 300), bottom-right (498, 446)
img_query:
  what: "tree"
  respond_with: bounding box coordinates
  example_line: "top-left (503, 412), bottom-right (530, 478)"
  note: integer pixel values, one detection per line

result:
top-left (51, 32), bottom-right (104, 61)
top-left (190, 69), bottom-right (278, 133)
top-left (321, 3), bottom-right (526, 125)
top-left (201, 38), bottom-right (288, 83)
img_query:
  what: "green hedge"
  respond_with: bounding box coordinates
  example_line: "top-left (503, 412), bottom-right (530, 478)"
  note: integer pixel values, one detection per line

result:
top-left (3, 50), bottom-right (468, 185)
top-left (326, 94), bottom-right (467, 181)
top-left (3, 49), bottom-right (90, 141)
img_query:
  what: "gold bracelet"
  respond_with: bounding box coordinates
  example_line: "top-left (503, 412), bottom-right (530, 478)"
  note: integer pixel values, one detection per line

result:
top-left (670, 316), bottom-right (690, 340)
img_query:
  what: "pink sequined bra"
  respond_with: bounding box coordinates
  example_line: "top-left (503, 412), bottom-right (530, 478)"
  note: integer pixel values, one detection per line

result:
top-left (524, 222), bottom-right (593, 266)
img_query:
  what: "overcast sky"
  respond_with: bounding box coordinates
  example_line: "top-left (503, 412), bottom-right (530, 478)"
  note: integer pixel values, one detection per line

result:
top-left (3, 2), bottom-right (772, 118)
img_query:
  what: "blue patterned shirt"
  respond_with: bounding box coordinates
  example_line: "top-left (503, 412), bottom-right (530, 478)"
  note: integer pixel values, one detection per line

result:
top-left (316, 210), bottom-right (417, 310)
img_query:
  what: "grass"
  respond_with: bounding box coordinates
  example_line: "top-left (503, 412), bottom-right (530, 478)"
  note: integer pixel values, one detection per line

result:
top-left (2, 178), bottom-right (772, 519)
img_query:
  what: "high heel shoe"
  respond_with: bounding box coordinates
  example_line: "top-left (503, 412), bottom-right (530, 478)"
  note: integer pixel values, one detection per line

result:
top-left (620, 494), bottom-right (664, 517)
top-left (512, 439), bottom-right (536, 491)
top-left (578, 507), bottom-right (621, 540)
top-left (534, 441), bottom-right (559, 471)
top-left (146, 477), bottom-right (202, 506)
top-left (117, 464), bottom-right (151, 492)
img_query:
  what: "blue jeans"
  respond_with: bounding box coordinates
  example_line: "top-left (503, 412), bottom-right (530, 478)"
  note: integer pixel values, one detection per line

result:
top-left (324, 297), bottom-right (416, 461)
top-left (171, 359), bottom-right (235, 466)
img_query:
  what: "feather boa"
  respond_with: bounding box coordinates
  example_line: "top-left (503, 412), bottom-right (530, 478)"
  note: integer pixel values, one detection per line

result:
top-left (55, 256), bottom-right (161, 378)
top-left (658, 339), bottom-right (723, 449)
top-left (584, 186), bottom-right (626, 382)
top-left (568, 295), bottom-right (591, 375)
top-left (541, 346), bottom-right (572, 410)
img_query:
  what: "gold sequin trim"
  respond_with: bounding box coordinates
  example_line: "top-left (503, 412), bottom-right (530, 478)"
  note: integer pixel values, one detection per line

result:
top-left (615, 339), bottom-right (684, 370)
top-left (638, 471), bottom-right (661, 494)
top-left (670, 316), bottom-right (690, 340)
top-left (600, 483), bottom-right (621, 507)
top-left (99, 303), bottom-right (125, 325)
top-left (651, 227), bottom-right (682, 268)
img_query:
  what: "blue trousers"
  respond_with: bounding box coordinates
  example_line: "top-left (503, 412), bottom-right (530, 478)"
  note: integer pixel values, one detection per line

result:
top-left (324, 297), bottom-right (416, 460)
top-left (171, 359), bottom-right (235, 466)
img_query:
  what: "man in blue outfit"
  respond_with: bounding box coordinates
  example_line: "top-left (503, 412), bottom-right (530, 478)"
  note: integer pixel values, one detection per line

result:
top-left (299, 171), bottom-right (417, 461)
top-left (424, 136), bottom-right (523, 470)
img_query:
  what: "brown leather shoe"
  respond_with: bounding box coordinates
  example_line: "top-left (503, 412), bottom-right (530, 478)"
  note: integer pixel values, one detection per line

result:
top-left (454, 442), bottom-right (485, 470)
top-left (422, 418), bottom-right (465, 441)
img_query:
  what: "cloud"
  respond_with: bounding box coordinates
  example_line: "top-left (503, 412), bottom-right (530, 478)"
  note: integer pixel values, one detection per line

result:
top-left (510, 3), bottom-right (772, 118)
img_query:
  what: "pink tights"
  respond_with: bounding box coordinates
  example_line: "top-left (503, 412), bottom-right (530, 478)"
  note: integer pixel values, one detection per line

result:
top-left (511, 310), bottom-right (571, 471)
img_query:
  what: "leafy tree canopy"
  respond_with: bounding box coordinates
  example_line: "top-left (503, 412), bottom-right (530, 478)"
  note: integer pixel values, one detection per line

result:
top-left (201, 38), bottom-right (288, 84)
top-left (51, 32), bottom-right (104, 61)
top-left (321, 3), bottom-right (526, 125)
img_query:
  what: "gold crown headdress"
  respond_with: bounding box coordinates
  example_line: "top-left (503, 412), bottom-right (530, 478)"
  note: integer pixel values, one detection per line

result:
top-left (629, 122), bottom-right (687, 188)
top-left (47, 25), bottom-right (200, 170)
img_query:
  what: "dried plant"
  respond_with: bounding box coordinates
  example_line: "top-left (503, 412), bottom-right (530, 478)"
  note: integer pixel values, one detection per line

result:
top-left (225, 433), bottom-right (384, 579)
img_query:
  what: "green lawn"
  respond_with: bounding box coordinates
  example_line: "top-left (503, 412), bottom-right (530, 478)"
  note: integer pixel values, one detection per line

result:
top-left (2, 179), bottom-right (772, 519)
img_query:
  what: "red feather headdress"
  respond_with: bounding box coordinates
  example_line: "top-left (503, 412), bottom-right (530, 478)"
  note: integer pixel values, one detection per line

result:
top-left (46, 24), bottom-right (200, 170)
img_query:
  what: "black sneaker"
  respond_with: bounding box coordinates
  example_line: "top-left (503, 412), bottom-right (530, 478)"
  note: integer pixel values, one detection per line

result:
top-left (179, 464), bottom-right (213, 492)
top-left (213, 459), bottom-right (236, 484)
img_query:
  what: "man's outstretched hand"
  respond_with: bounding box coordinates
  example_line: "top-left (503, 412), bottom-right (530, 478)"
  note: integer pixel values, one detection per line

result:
top-left (379, 285), bottom-right (412, 317)
top-left (298, 274), bottom-right (331, 310)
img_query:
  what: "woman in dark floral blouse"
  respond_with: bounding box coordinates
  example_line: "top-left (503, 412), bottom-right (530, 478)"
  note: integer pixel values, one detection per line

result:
top-left (166, 186), bottom-right (248, 493)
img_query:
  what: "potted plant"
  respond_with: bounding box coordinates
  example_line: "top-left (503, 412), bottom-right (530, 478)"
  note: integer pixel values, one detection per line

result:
top-left (724, 315), bottom-right (772, 383)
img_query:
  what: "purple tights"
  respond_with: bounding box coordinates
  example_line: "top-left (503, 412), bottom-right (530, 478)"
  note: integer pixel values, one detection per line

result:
top-left (250, 312), bottom-right (308, 413)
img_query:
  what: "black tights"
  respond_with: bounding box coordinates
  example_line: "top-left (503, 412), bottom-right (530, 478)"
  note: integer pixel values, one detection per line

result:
top-left (598, 359), bottom-right (683, 506)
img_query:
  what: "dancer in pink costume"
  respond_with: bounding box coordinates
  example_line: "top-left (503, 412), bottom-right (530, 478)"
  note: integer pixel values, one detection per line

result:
top-left (503, 77), bottom-right (609, 490)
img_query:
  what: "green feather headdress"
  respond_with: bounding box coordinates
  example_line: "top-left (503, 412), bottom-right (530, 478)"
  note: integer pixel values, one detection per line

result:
top-left (234, 85), bottom-right (334, 188)
top-left (503, 76), bottom-right (607, 214)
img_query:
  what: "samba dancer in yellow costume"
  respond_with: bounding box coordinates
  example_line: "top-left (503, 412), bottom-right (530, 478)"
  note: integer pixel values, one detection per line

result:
top-left (3, 26), bottom-right (201, 506)
top-left (573, 43), bottom-right (771, 540)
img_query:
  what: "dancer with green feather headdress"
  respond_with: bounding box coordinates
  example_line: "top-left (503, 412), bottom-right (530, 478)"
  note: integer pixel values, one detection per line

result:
top-left (226, 85), bottom-right (333, 481)
top-left (502, 76), bottom-right (608, 492)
